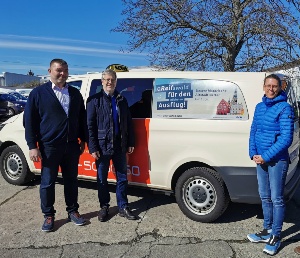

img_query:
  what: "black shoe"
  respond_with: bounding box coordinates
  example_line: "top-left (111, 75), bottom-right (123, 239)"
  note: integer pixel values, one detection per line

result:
top-left (119, 207), bottom-right (138, 220)
top-left (98, 206), bottom-right (109, 222)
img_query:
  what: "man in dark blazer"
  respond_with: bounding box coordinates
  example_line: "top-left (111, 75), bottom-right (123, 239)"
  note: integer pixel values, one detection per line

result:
top-left (24, 59), bottom-right (87, 232)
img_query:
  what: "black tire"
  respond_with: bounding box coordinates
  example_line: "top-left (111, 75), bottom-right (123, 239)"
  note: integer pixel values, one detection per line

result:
top-left (0, 145), bottom-right (34, 185)
top-left (175, 167), bottom-right (230, 223)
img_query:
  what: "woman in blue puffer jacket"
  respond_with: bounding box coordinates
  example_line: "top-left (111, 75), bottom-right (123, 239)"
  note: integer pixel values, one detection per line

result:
top-left (247, 74), bottom-right (294, 256)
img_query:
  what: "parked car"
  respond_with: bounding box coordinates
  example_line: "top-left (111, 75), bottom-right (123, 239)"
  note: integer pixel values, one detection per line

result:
top-left (0, 88), bottom-right (16, 94)
top-left (0, 94), bottom-right (26, 116)
top-left (15, 88), bottom-right (33, 98)
top-left (9, 92), bottom-right (28, 102)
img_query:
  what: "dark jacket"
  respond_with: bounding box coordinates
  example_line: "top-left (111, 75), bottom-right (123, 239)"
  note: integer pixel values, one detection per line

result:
top-left (24, 81), bottom-right (87, 149)
top-left (249, 90), bottom-right (294, 163)
top-left (86, 89), bottom-right (135, 155)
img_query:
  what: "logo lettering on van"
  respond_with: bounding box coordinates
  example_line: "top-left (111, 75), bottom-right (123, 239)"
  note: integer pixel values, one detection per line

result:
top-left (82, 161), bottom-right (140, 176)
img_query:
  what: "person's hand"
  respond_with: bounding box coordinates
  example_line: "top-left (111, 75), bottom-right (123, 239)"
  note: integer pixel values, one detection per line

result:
top-left (29, 148), bottom-right (42, 162)
top-left (253, 155), bottom-right (265, 164)
top-left (91, 151), bottom-right (101, 160)
top-left (127, 147), bottom-right (134, 154)
top-left (80, 141), bottom-right (86, 155)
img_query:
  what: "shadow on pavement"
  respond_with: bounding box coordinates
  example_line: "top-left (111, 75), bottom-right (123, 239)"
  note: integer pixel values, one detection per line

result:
top-left (25, 174), bottom-right (300, 230)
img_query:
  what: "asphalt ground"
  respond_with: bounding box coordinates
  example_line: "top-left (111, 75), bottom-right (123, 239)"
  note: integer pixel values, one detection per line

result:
top-left (1, 172), bottom-right (300, 258)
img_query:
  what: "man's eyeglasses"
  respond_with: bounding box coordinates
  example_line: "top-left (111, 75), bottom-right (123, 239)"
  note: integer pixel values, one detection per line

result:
top-left (102, 78), bottom-right (116, 83)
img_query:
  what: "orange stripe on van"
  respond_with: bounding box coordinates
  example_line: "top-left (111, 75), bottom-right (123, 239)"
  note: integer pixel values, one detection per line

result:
top-left (34, 119), bottom-right (151, 185)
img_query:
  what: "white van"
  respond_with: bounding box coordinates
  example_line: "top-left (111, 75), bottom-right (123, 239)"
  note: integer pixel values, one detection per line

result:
top-left (0, 71), bottom-right (299, 222)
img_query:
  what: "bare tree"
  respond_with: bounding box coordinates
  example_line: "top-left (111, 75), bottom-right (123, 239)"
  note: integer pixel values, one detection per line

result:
top-left (113, 0), bottom-right (300, 71)
top-left (27, 70), bottom-right (34, 76)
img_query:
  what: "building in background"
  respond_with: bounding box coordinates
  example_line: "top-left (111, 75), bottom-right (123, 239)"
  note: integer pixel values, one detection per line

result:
top-left (273, 64), bottom-right (300, 101)
top-left (263, 60), bottom-right (300, 101)
top-left (0, 72), bottom-right (40, 87)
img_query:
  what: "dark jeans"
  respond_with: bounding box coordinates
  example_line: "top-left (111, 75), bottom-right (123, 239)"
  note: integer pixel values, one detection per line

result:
top-left (96, 144), bottom-right (128, 210)
top-left (39, 142), bottom-right (80, 217)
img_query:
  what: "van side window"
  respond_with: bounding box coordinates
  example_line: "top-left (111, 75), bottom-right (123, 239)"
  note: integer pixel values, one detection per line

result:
top-left (68, 80), bottom-right (82, 90)
top-left (129, 89), bottom-right (152, 118)
top-left (90, 78), bottom-right (154, 118)
top-left (152, 78), bottom-right (248, 120)
top-left (118, 78), bottom-right (153, 118)
top-left (90, 79), bottom-right (102, 96)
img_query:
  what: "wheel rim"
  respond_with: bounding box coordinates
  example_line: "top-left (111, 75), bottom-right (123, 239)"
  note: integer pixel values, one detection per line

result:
top-left (4, 152), bottom-right (23, 180)
top-left (182, 177), bottom-right (217, 215)
top-left (8, 108), bottom-right (14, 116)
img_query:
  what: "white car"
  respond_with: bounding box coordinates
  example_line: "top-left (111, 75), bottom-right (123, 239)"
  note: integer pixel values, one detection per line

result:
top-left (0, 88), bottom-right (15, 94)
top-left (15, 88), bottom-right (33, 98)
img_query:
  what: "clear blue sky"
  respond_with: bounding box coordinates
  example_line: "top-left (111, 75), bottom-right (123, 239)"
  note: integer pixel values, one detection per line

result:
top-left (0, 0), bottom-right (149, 76)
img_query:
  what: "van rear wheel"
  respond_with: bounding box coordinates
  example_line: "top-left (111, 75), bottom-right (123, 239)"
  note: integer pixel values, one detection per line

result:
top-left (0, 145), bottom-right (33, 185)
top-left (175, 167), bottom-right (229, 222)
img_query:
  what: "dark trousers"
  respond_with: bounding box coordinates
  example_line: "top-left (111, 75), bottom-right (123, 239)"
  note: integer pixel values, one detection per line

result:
top-left (96, 142), bottom-right (128, 210)
top-left (39, 142), bottom-right (80, 217)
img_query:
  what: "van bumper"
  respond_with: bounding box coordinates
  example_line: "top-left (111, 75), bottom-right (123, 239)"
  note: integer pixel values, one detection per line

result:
top-left (283, 163), bottom-right (300, 202)
top-left (219, 163), bottom-right (300, 204)
top-left (220, 166), bottom-right (260, 204)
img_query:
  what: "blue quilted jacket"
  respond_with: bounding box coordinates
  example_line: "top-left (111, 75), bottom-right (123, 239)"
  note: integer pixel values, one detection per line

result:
top-left (249, 90), bottom-right (294, 163)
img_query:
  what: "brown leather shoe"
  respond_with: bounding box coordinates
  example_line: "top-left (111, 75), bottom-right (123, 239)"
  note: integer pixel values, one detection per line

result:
top-left (42, 216), bottom-right (54, 232)
top-left (294, 246), bottom-right (300, 255)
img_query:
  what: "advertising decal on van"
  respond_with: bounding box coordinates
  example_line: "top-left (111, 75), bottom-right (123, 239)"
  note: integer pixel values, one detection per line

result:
top-left (152, 79), bottom-right (248, 120)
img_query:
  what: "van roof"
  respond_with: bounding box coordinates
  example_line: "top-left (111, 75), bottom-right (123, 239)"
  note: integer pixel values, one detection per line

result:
top-left (67, 71), bottom-right (273, 81)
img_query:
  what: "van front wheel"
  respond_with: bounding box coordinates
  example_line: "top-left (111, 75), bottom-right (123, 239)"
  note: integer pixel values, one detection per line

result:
top-left (175, 167), bottom-right (229, 223)
top-left (0, 145), bottom-right (33, 185)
